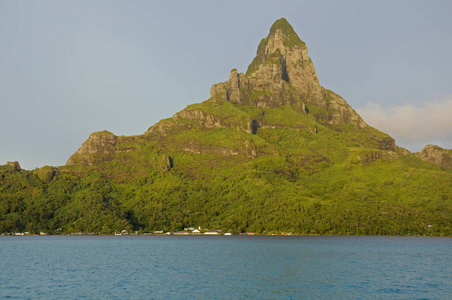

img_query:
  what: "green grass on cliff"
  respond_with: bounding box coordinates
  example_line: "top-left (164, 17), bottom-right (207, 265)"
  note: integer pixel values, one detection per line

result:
top-left (1, 122), bottom-right (451, 235)
top-left (269, 18), bottom-right (305, 48)
top-left (3, 91), bottom-right (449, 236)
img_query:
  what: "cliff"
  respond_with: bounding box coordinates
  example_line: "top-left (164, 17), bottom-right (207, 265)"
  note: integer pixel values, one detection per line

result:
top-left (417, 145), bottom-right (452, 169)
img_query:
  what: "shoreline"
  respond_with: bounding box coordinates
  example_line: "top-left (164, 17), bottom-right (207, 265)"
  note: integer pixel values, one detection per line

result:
top-left (2, 232), bottom-right (451, 238)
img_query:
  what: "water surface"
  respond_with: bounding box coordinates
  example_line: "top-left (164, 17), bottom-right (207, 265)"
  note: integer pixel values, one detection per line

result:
top-left (1, 235), bottom-right (450, 299)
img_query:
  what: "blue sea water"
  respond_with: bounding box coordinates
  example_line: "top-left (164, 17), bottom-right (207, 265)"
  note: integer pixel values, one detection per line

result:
top-left (0, 235), bottom-right (451, 299)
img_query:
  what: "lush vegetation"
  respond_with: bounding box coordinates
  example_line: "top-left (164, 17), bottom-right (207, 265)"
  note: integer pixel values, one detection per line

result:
top-left (1, 99), bottom-right (451, 236)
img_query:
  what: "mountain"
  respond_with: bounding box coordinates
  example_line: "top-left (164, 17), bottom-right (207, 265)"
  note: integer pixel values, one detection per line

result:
top-left (1, 19), bottom-right (451, 236)
top-left (67, 18), bottom-right (394, 168)
top-left (416, 145), bottom-right (452, 169)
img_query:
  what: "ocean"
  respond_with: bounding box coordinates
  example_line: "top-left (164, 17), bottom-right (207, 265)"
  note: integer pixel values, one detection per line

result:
top-left (1, 235), bottom-right (451, 299)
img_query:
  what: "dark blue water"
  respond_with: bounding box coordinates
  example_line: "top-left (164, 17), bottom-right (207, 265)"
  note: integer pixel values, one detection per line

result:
top-left (0, 236), bottom-right (451, 299)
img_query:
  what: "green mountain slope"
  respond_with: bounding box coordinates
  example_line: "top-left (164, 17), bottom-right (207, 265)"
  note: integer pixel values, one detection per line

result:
top-left (1, 18), bottom-right (451, 235)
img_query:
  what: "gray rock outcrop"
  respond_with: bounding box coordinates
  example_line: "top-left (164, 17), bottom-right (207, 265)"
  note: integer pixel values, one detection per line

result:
top-left (417, 145), bottom-right (452, 169)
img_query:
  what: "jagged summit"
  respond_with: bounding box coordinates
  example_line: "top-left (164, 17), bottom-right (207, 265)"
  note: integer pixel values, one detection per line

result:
top-left (247, 18), bottom-right (306, 71)
top-left (245, 18), bottom-right (320, 98)
top-left (269, 18), bottom-right (298, 37)
top-left (210, 18), bottom-right (366, 128)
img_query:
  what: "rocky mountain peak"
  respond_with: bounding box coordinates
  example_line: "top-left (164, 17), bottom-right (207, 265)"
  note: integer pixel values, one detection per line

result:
top-left (246, 18), bottom-right (321, 97)
top-left (209, 18), bottom-right (366, 128)
top-left (266, 17), bottom-right (305, 55)
top-left (269, 18), bottom-right (297, 35)
top-left (66, 130), bottom-right (119, 166)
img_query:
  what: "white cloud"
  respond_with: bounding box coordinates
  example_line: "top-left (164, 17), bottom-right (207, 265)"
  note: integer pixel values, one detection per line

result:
top-left (356, 98), bottom-right (452, 152)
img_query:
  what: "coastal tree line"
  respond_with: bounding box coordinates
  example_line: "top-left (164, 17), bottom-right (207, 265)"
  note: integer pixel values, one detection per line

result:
top-left (1, 154), bottom-right (450, 236)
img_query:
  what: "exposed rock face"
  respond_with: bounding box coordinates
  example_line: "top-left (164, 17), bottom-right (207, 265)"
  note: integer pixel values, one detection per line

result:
top-left (210, 18), bottom-right (366, 128)
top-left (146, 119), bottom-right (176, 137)
top-left (378, 136), bottom-right (396, 151)
top-left (6, 161), bottom-right (21, 171)
top-left (246, 18), bottom-right (322, 98)
top-left (210, 68), bottom-right (305, 111)
top-left (66, 131), bottom-right (120, 166)
top-left (172, 106), bottom-right (253, 133)
top-left (318, 89), bottom-right (367, 128)
top-left (174, 109), bottom-right (225, 129)
top-left (417, 145), bottom-right (452, 169)
top-left (362, 150), bottom-right (398, 164)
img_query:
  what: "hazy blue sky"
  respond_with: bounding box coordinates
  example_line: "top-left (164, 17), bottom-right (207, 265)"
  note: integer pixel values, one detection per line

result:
top-left (1, 0), bottom-right (451, 170)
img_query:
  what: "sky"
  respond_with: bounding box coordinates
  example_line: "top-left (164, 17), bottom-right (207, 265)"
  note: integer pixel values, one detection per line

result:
top-left (1, 0), bottom-right (451, 170)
